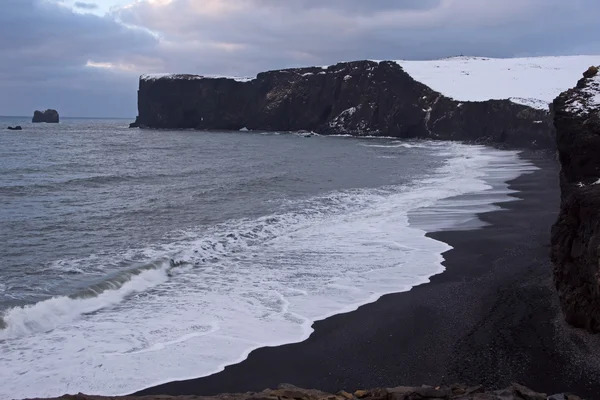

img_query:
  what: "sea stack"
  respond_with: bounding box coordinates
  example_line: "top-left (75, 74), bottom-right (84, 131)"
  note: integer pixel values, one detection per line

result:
top-left (551, 66), bottom-right (600, 332)
top-left (135, 60), bottom-right (555, 149)
top-left (32, 109), bottom-right (59, 123)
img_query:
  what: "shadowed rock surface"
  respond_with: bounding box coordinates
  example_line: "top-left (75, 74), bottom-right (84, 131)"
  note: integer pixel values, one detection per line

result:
top-left (24, 383), bottom-right (582, 400)
top-left (129, 116), bottom-right (140, 128)
top-left (32, 109), bottom-right (59, 123)
top-left (135, 61), bottom-right (554, 149)
top-left (551, 66), bottom-right (600, 332)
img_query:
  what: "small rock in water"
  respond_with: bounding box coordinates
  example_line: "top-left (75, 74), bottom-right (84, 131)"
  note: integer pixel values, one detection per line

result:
top-left (129, 116), bottom-right (140, 128)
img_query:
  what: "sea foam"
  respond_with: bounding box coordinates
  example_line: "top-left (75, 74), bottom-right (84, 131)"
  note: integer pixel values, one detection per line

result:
top-left (0, 142), bottom-right (536, 399)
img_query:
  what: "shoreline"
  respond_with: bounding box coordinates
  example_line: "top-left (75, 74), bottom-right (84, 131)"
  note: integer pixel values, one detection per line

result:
top-left (134, 151), bottom-right (600, 399)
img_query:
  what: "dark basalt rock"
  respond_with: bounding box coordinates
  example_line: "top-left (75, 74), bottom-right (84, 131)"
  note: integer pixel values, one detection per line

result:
top-left (32, 109), bottom-right (59, 123)
top-left (136, 60), bottom-right (554, 149)
top-left (7, 125), bottom-right (22, 130)
top-left (28, 383), bottom-right (578, 400)
top-left (129, 116), bottom-right (140, 128)
top-left (551, 66), bottom-right (600, 332)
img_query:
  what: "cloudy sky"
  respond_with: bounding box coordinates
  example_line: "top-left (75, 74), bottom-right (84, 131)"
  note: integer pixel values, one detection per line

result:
top-left (2, 0), bottom-right (599, 118)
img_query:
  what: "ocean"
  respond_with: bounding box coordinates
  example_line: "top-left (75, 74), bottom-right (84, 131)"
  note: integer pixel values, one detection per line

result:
top-left (0, 117), bottom-right (536, 399)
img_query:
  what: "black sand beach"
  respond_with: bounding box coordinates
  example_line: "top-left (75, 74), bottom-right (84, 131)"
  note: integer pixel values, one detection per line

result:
top-left (135, 153), bottom-right (600, 399)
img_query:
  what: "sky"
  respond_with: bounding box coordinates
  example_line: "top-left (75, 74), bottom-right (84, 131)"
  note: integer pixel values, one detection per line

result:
top-left (2, 0), bottom-right (600, 118)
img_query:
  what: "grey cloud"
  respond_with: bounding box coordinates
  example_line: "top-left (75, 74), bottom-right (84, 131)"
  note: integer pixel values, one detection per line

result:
top-left (3, 0), bottom-right (600, 117)
top-left (116, 0), bottom-right (600, 66)
top-left (73, 2), bottom-right (99, 10)
top-left (250, 0), bottom-right (441, 14)
top-left (0, 0), bottom-right (159, 117)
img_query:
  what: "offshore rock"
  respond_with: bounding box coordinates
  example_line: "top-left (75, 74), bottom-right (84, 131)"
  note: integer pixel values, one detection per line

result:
top-left (551, 65), bottom-right (600, 332)
top-left (32, 109), bottom-right (59, 123)
top-left (135, 61), bottom-right (554, 149)
top-left (7, 125), bottom-right (22, 130)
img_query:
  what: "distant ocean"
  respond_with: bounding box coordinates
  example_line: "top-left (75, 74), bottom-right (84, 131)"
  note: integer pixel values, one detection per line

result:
top-left (0, 117), bottom-right (536, 398)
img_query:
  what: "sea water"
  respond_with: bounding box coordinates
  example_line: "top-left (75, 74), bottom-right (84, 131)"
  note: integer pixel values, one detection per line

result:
top-left (0, 118), bottom-right (536, 399)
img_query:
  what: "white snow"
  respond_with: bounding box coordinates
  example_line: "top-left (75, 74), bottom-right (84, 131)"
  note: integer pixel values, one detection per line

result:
top-left (141, 56), bottom-right (600, 111)
top-left (343, 75), bottom-right (353, 81)
top-left (141, 74), bottom-right (254, 82)
top-left (301, 72), bottom-right (314, 77)
top-left (329, 106), bottom-right (358, 129)
top-left (239, 127), bottom-right (249, 132)
top-left (564, 72), bottom-right (600, 115)
top-left (392, 55), bottom-right (600, 110)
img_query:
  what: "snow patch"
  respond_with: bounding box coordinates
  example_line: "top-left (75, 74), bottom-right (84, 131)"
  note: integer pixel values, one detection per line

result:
top-left (509, 97), bottom-right (550, 109)
top-left (329, 106), bottom-right (358, 129)
top-left (141, 74), bottom-right (203, 81)
top-left (565, 72), bottom-right (600, 115)
top-left (391, 55), bottom-right (600, 110)
top-left (141, 74), bottom-right (254, 83)
top-left (343, 75), bottom-right (352, 81)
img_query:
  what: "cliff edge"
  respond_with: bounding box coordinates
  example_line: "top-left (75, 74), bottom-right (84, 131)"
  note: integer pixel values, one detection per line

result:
top-left (135, 61), bottom-right (554, 149)
top-left (551, 66), bottom-right (600, 332)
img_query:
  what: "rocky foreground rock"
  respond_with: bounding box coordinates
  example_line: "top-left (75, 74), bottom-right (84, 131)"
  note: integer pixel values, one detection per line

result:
top-left (551, 66), bottom-right (600, 332)
top-left (25, 383), bottom-right (582, 400)
top-left (134, 60), bottom-right (554, 149)
top-left (32, 109), bottom-right (59, 123)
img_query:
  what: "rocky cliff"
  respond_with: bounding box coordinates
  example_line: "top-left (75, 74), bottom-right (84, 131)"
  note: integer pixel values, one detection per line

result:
top-left (26, 383), bottom-right (580, 400)
top-left (32, 109), bottom-right (59, 123)
top-left (135, 61), bottom-right (554, 149)
top-left (551, 66), bottom-right (600, 332)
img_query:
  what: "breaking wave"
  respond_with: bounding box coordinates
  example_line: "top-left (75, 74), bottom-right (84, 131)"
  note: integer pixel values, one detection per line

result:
top-left (0, 142), bottom-right (537, 399)
top-left (0, 261), bottom-right (171, 340)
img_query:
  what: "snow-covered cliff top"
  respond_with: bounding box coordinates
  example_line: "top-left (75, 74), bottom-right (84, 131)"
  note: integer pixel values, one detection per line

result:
top-left (562, 67), bottom-right (600, 116)
top-left (140, 73), bottom-right (254, 82)
top-left (140, 56), bottom-right (600, 111)
top-left (395, 55), bottom-right (600, 110)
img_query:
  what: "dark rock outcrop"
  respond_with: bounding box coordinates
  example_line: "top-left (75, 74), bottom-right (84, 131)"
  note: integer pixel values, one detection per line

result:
top-left (26, 383), bottom-right (580, 400)
top-left (7, 125), bottom-right (22, 130)
top-left (129, 116), bottom-right (140, 128)
top-left (551, 66), bottom-right (600, 332)
top-left (32, 109), bottom-right (59, 123)
top-left (136, 61), bottom-right (554, 149)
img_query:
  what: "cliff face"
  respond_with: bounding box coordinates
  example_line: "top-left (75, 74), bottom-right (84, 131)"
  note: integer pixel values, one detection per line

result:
top-left (551, 66), bottom-right (600, 332)
top-left (32, 109), bottom-right (59, 123)
top-left (136, 61), bottom-right (554, 149)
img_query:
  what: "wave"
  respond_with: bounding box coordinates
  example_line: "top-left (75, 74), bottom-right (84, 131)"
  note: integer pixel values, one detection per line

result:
top-left (360, 143), bottom-right (429, 149)
top-left (0, 169), bottom-right (220, 195)
top-left (0, 261), bottom-right (171, 340)
top-left (0, 143), bottom-right (538, 399)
